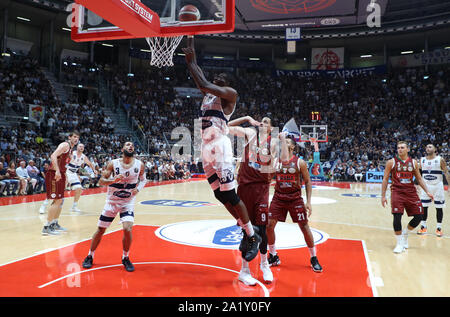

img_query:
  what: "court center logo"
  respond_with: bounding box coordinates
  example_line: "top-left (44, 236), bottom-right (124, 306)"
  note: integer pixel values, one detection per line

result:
top-left (250, 0), bottom-right (336, 14)
top-left (155, 220), bottom-right (329, 250)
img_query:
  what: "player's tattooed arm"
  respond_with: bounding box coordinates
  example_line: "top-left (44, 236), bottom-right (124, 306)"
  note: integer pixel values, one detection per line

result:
top-left (99, 161), bottom-right (124, 186)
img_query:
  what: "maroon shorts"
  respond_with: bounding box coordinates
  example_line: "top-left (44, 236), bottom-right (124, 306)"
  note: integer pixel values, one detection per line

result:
top-left (391, 191), bottom-right (423, 216)
top-left (237, 182), bottom-right (269, 225)
top-left (45, 170), bottom-right (66, 200)
top-left (269, 192), bottom-right (308, 224)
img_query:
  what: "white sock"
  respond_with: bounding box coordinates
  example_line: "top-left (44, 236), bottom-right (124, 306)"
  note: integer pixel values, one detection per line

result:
top-left (268, 244), bottom-right (277, 256)
top-left (43, 199), bottom-right (49, 206)
top-left (395, 234), bottom-right (402, 245)
top-left (88, 250), bottom-right (95, 257)
top-left (437, 223), bottom-right (442, 229)
top-left (420, 220), bottom-right (427, 227)
top-left (260, 253), bottom-right (268, 266)
top-left (241, 259), bottom-right (250, 271)
top-left (242, 222), bottom-right (254, 237)
top-left (122, 250), bottom-right (129, 259)
top-left (308, 246), bottom-right (317, 258)
top-left (73, 202), bottom-right (77, 207)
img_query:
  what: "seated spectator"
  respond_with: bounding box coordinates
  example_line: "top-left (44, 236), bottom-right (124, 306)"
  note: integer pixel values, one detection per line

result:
top-left (26, 160), bottom-right (44, 193)
top-left (16, 160), bottom-right (36, 195)
top-left (6, 162), bottom-right (20, 195)
top-left (354, 167), bottom-right (364, 182)
top-left (0, 164), bottom-right (7, 196)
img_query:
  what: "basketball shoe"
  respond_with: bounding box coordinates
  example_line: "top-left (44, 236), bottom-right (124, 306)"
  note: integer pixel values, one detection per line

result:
top-left (393, 243), bottom-right (405, 253)
top-left (238, 268), bottom-right (257, 286)
top-left (70, 206), bottom-right (82, 213)
top-left (417, 226), bottom-right (427, 235)
top-left (52, 221), bottom-right (67, 232)
top-left (260, 262), bottom-right (273, 283)
top-left (41, 225), bottom-right (60, 236)
top-left (122, 257), bottom-right (135, 272)
top-left (310, 256), bottom-right (323, 273)
top-left (436, 228), bottom-right (443, 237)
top-left (268, 253), bottom-right (281, 267)
top-left (240, 226), bottom-right (262, 262)
top-left (82, 255), bottom-right (93, 269)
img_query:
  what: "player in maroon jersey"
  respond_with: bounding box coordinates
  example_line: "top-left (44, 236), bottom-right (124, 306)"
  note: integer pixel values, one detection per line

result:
top-left (381, 141), bottom-right (434, 253)
top-left (266, 133), bottom-right (323, 273)
top-left (42, 131), bottom-right (80, 235)
top-left (228, 116), bottom-right (278, 285)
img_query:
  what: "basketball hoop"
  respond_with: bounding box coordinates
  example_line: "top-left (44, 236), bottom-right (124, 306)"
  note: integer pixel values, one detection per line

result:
top-left (145, 35), bottom-right (184, 68)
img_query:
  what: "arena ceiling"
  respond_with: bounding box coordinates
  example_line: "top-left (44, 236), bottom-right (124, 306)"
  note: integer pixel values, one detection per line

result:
top-left (1, 0), bottom-right (450, 41)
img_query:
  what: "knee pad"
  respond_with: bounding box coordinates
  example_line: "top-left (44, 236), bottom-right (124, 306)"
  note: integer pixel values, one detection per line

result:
top-left (393, 213), bottom-right (402, 232)
top-left (213, 188), bottom-right (228, 205)
top-left (409, 214), bottom-right (422, 228)
top-left (214, 188), bottom-right (240, 206)
top-left (257, 225), bottom-right (268, 254)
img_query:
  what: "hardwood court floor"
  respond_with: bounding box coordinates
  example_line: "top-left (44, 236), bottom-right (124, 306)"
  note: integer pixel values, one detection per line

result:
top-left (0, 179), bottom-right (448, 297)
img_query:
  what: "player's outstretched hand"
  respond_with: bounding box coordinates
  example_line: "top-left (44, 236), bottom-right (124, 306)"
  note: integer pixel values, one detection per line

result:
top-left (113, 174), bottom-right (125, 183)
top-left (426, 192), bottom-right (434, 201)
top-left (182, 47), bottom-right (195, 64)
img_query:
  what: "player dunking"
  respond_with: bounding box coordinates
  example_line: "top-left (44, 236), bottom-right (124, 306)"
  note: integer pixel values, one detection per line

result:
top-left (42, 131), bottom-right (79, 235)
top-left (381, 141), bottom-right (434, 253)
top-left (228, 116), bottom-right (278, 285)
top-left (266, 133), bottom-right (323, 273)
top-left (82, 141), bottom-right (146, 272)
top-left (417, 144), bottom-right (449, 237)
top-left (182, 37), bottom-right (262, 262)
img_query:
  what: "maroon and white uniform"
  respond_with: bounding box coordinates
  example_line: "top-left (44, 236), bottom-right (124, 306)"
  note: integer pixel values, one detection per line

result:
top-left (200, 93), bottom-right (235, 191)
top-left (390, 156), bottom-right (423, 216)
top-left (45, 142), bottom-right (73, 200)
top-left (236, 133), bottom-right (273, 225)
top-left (269, 155), bottom-right (308, 224)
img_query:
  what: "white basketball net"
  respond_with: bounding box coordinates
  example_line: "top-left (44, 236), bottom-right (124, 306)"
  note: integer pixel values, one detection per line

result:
top-left (145, 35), bottom-right (184, 68)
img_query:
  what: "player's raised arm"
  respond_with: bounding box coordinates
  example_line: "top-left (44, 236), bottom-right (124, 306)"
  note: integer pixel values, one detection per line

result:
top-left (183, 38), bottom-right (237, 103)
top-left (381, 159), bottom-right (394, 207)
top-left (228, 116), bottom-right (261, 127)
top-left (279, 132), bottom-right (289, 163)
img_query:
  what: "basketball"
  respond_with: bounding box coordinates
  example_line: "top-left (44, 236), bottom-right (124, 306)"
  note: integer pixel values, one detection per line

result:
top-left (178, 5), bottom-right (201, 22)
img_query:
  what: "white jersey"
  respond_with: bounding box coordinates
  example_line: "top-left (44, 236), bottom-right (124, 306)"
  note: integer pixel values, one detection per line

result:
top-left (420, 155), bottom-right (443, 185)
top-left (106, 158), bottom-right (142, 204)
top-left (200, 93), bottom-right (234, 143)
top-left (67, 151), bottom-right (85, 173)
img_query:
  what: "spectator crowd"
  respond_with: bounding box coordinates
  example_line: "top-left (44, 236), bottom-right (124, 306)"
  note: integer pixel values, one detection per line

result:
top-left (1, 51), bottom-right (449, 196)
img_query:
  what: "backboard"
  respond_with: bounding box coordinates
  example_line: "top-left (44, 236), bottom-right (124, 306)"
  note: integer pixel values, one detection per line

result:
top-left (71, 0), bottom-right (235, 42)
top-left (299, 125), bottom-right (328, 143)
